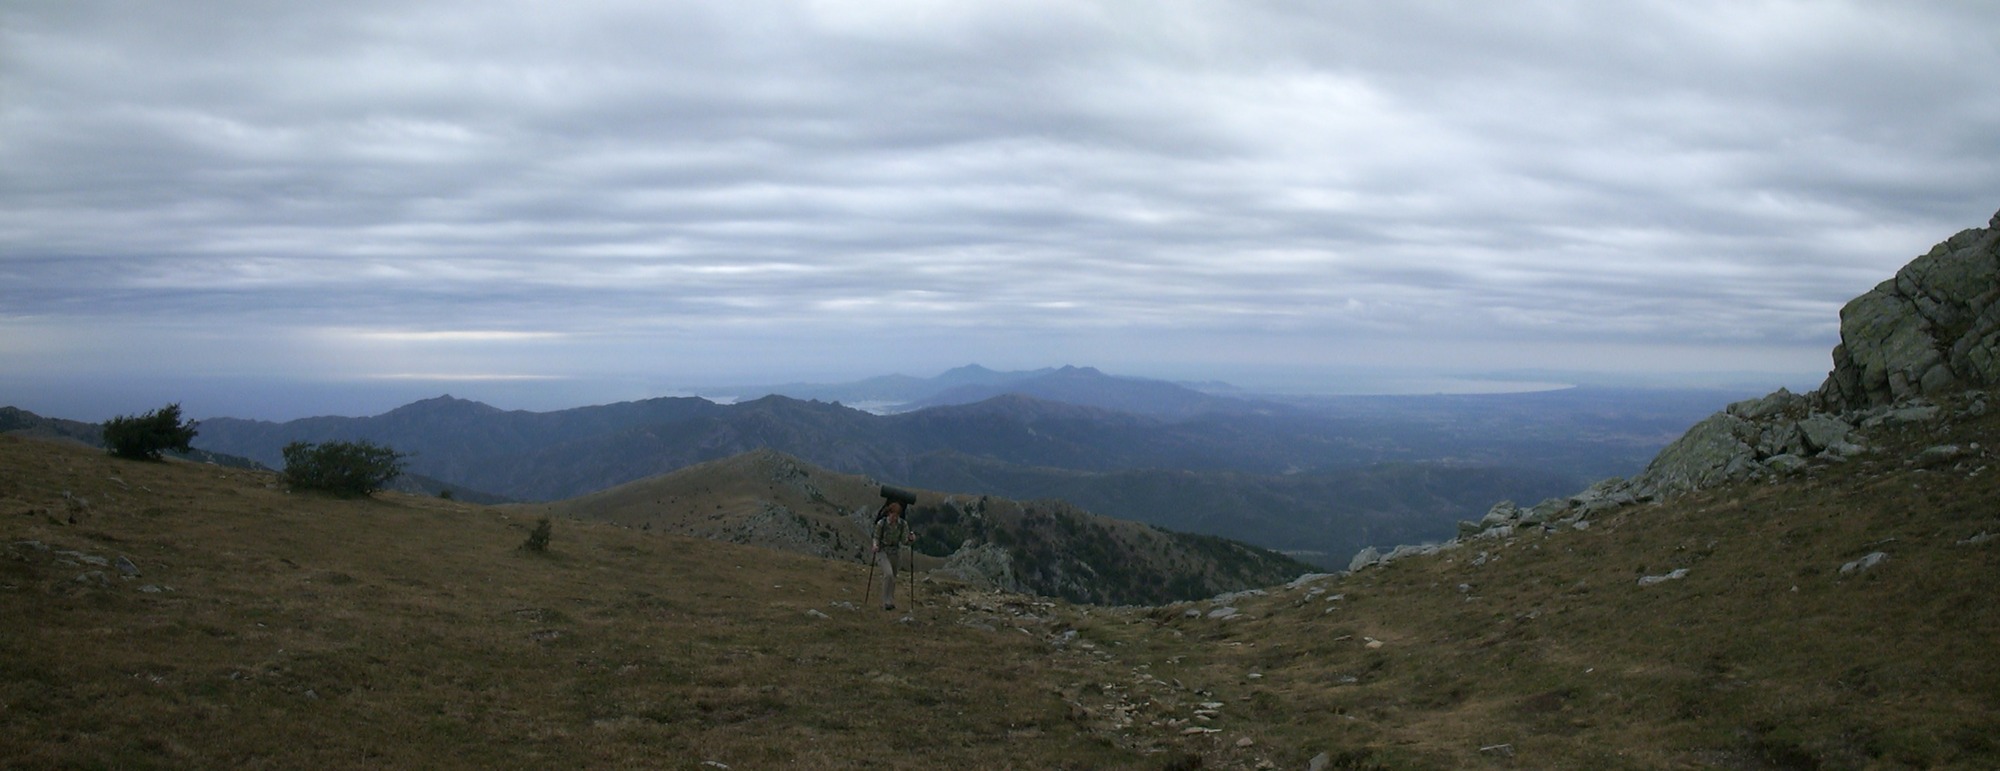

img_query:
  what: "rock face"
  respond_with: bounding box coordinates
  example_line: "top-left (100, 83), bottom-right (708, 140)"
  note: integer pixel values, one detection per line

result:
top-left (1816, 209), bottom-right (2000, 412)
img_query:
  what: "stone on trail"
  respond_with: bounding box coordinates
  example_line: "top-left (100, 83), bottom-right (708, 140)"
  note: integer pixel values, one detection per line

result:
top-left (1637, 568), bottom-right (1690, 587)
top-left (1839, 551), bottom-right (1889, 576)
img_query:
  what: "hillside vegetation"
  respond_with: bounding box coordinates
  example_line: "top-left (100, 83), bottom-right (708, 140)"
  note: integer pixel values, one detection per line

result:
top-left (5, 382), bottom-right (1997, 768)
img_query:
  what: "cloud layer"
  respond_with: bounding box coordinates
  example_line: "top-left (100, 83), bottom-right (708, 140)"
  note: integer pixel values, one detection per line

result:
top-left (4, 1), bottom-right (1998, 417)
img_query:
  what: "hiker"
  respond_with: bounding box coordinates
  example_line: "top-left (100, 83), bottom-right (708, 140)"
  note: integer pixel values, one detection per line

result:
top-left (872, 500), bottom-right (915, 610)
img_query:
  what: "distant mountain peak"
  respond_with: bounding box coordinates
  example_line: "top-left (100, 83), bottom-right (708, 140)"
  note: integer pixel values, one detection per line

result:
top-left (386, 394), bottom-right (502, 417)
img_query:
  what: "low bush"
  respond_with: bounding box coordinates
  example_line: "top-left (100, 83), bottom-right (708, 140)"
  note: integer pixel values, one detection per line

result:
top-left (102, 403), bottom-right (198, 461)
top-left (522, 518), bottom-right (552, 553)
top-left (281, 440), bottom-right (407, 498)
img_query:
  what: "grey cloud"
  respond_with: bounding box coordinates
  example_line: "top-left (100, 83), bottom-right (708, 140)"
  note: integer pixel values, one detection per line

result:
top-left (3, 1), bottom-right (1998, 414)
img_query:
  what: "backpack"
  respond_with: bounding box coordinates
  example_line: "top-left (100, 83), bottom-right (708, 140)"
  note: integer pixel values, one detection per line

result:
top-left (874, 484), bottom-right (918, 524)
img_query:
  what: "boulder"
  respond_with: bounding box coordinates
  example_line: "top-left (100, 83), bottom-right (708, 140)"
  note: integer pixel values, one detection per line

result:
top-left (1914, 444), bottom-right (1975, 467)
top-left (1210, 588), bottom-right (1268, 604)
top-left (1729, 388), bottom-right (1804, 420)
top-left (1839, 551), bottom-right (1889, 576)
top-left (1796, 414), bottom-right (1854, 454)
top-left (1756, 420), bottom-right (1806, 458)
top-left (1764, 454), bottom-right (1809, 475)
top-left (1347, 546), bottom-right (1382, 573)
top-left (1285, 573), bottom-right (1338, 589)
top-left (1816, 209), bottom-right (2000, 412)
top-left (1520, 498), bottom-right (1569, 526)
top-left (1571, 477), bottom-right (1627, 503)
top-left (1480, 501), bottom-right (1520, 527)
top-left (1476, 524), bottom-right (1516, 541)
top-left (1632, 412), bottom-right (1762, 496)
top-left (1564, 477), bottom-right (1637, 518)
top-left (1862, 403), bottom-right (1942, 427)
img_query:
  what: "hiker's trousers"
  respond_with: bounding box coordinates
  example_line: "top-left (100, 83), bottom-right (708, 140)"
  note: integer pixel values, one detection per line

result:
top-left (876, 549), bottom-right (898, 607)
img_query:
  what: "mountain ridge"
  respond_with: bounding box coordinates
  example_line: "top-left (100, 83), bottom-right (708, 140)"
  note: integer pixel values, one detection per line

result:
top-left (900, 365), bottom-right (1276, 418)
top-left (714, 363), bottom-right (1061, 409)
top-left (185, 385), bottom-right (1715, 567)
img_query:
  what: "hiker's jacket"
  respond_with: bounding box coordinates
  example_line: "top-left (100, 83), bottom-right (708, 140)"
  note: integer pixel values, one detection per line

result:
top-left (874, 517), bottom-right (910, 551)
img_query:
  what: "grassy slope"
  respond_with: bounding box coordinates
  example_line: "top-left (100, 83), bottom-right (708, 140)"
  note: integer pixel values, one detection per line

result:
top-left (4, 391), bottom-right (1997, 769)
top-left (1095, 397), bottom-right (2000, 769)
top-left (0, 436), bottom-right (1144, 769)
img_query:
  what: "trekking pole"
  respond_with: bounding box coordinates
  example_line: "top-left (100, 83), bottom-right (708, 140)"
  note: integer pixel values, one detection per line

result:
top-left (907, 543), bottom-right (917, 608)
top-left (861, 548), bottom-right (876, 606)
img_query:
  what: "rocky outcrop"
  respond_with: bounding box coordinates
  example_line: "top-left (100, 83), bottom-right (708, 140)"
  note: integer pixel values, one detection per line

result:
top-left (1625, 207), bottom-right (2000, 497)
top-left (1356, 391), bottom-right (1988, 573)
top-left (1626, 388), bottom-right (1866, 498)
top-left (1350, 207), bottom-right (2000, 573)
top-left (933, 540), bottom-right (1026, 594)
top-left (1815, 209), bottom-right (2000, 412)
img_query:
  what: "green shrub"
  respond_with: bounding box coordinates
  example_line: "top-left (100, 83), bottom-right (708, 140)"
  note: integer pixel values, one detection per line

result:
top-left (522, 518), bottom-right (552, 553)
top-left (281, 440), bottom-right (408, 498)
top-left (102, 403), bottom-right (199, 461)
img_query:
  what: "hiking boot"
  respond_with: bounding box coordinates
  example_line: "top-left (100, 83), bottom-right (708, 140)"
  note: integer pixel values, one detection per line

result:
top-left (883, 603), bottom-right (895, 611)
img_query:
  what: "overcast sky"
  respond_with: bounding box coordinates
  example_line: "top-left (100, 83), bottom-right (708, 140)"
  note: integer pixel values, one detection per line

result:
top-left (4, 1), bottom-right (1998, 420)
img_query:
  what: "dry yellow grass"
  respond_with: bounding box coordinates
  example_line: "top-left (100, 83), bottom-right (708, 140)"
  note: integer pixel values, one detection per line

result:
top-left (5, 389), bottom-right (1999, 769)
